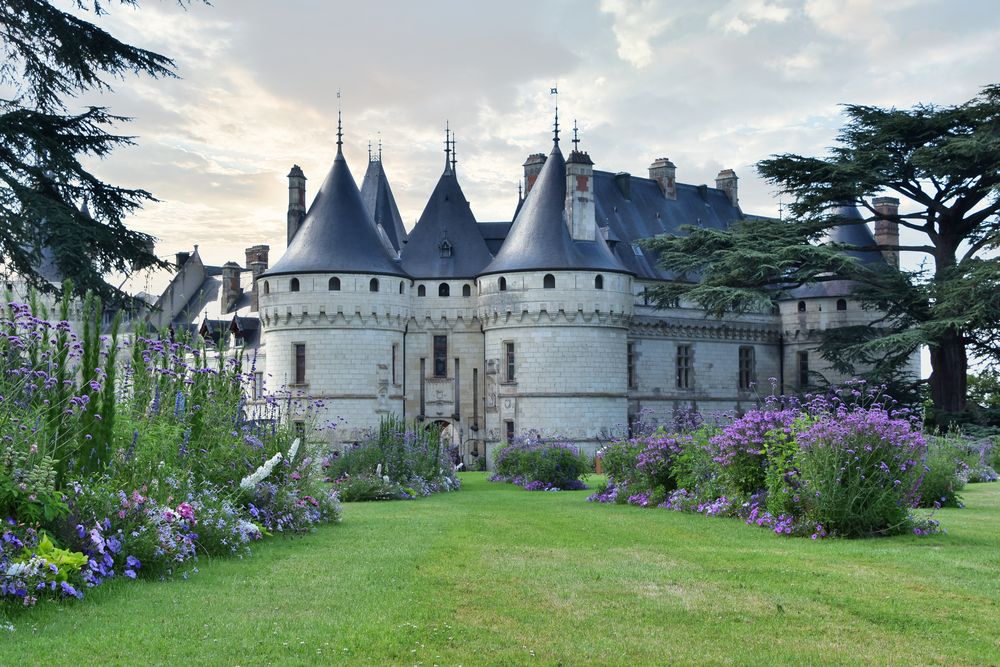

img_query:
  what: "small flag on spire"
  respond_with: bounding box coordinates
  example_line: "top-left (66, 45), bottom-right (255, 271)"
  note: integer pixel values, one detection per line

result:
top-left (550, 87), bottom-right (558, 94)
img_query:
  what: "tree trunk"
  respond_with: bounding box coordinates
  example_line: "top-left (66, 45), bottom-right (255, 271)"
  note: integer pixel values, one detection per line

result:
top-left (928, 326), bottom-right (967, 424)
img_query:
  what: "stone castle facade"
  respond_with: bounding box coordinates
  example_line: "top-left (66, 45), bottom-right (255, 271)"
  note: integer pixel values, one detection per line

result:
top-left (204, 121), bottom-right (915, 465)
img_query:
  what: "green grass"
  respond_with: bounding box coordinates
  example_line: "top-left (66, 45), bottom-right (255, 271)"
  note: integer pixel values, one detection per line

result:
top-left (3, 474), bottom-right (999, 666)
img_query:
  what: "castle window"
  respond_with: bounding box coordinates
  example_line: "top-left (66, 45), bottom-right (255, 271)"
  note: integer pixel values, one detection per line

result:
top-left (433, 335), bottom-right (448, 378)
top-left (263, 281), bottom-right (270, 295)
top-left (399, 281), bottom-right (405, 294)
top-left (627, 342), bottom-right (636, 389)
top-left (418, 285), bottom-right (426, 297)
top-left (290, 278), bottom-right (300, 292)
top-left (797, 351), bottom-right (809, 389)
top-left (738, 346), bottom-right (756, 392)
top-left (253, 372), bottom-right (264, 399)
top-left (391, 343), bottom-right (398, 385)
top-left (505, 420), bottom-right (515, 444)
top-left (676, 344), bottom-right (693, 390)
top-left (797, 300), bottom-right (806, 313)
top-left (836, 298), bottom-right (847, 311)
top-left (439, 283), bottom-right (450, 297)
top-left (499, 277), bottom-right (507, 291)
top-left (543, 274), bottom-right (555, 289)
top-left (439, 239), bottom-right (453, 258)
top-left (293, 420), bottom-right (305, 439)
top-left (462, 284), bottom-right (471, 297)
top-left (329, 277), bottom-right (340, 291)
top-left (595, 274), bottom-right (604, 290)
top-left (293, 343), bottom-right (306, 385)
top-left (504, 341), bottom-right (515, 382)
top-left (370, 278), bottom-right (380, 292)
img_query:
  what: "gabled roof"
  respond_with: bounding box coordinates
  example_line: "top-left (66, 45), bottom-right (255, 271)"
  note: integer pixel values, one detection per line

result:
top-left (263, 146), bottom-right (406, 278)
top-left (481, 142), bottom-right (628, 276)
top-left (399, 166), bottom-right (493, 279)
top-left (478, 222), bottom-right (512, 255)
top-left (360, 159), bottom-right (408, 252)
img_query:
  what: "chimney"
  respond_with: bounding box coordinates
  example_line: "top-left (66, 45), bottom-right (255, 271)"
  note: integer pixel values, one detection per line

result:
top-left (522, 153), bottom-right (547, 195)
top-left (565, 150), bottom-right (596, 241)
top-left (614, 172), bottom-right (631, 200)
top-left (873, 196), bottom-right (900, 268)
top-left (221, 262), bottom-right (243, 313)
top-left (716, 169), bottom-right (738, 207)
top-left (175, 251), bottom-right (191, 269)
top-left (648, 157), bottom-right (676, 200)
top-left (287, 165), bottom-right (307, 246)
top-left (246, 244), bottom-right (270, 312)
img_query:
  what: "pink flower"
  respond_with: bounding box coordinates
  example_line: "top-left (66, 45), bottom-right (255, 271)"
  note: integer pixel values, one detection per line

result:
top-left (176, 502), bottom-right (195, 522)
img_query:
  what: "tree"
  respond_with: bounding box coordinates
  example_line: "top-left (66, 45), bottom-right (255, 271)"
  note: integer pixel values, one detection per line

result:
top-left (0, 1), bottom-right (201, 302)
top-left (644, 85), bottom-right (1000, 422)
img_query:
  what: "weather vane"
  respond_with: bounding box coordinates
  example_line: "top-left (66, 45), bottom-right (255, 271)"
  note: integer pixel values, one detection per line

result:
top-left (551, 86), bottom-right (559, 144)
top-left (572, 119), bottom-right (580, 151)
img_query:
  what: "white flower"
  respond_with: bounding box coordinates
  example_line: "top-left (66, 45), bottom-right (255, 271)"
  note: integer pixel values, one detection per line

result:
top-left (287, 438), bottom-right (300, 462)
top-left (240, 452), bottom-right (283, 491)
top-left (375, 463), bottom-right (382, 477)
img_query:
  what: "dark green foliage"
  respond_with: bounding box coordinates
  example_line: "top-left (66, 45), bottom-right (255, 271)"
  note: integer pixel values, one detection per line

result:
top-left (643, 85), bottom-right (1000, 421)
top-left (0, 1), bottom-right (205, 301)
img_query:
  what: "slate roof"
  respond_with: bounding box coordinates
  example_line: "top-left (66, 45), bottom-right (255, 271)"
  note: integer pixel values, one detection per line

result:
top-left (263, 146), bottom-right (406, 278)
top-left (477, 222), bottom-right (512, 255)
top-left (481, 142), bottom-right (629, 276)
top-left (360, 159), bottom-right (408, 252)
top-left (399, 164), bottom-right (493, 279)
top-left (784, 204), bottom-right (886, 299)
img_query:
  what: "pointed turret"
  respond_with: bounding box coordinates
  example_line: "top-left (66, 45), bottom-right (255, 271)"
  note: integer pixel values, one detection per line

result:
top-left (400, 136), bottom-right (492, 279)
top-left (360, 156), bottom-right (408, 252)
top-left (263, 135), bottom-right (405, 278)
top-left (481, 141), bottom-right (627, 276)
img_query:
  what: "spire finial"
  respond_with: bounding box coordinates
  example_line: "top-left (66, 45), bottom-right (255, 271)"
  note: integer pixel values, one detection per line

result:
top-left (336, 89), bottom-right (343, 153)
top-left (368, 140), bottom-right (372, 162)
top-left (518, 180), bottom-right (523, 201)
top-left (444, 120), bottom-right (451, 172)
top-left (377, 131), bottom-right (382, 161)
top-left (572, 119), bottom-right (580, 151)
top-left (450, 132), bottom-right (457, 173)
top-left (550, 86), bottom-right (560, 144)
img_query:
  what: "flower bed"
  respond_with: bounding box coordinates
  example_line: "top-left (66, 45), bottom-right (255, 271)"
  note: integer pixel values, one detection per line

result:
top-left (324, 416), bottom-right (460, 501)
top-left (590, 388), bottom-right (945, 538)
top-left (490, 437), bottom-right (591, 491)
top-left (1, 291), bottom-right (340, 608)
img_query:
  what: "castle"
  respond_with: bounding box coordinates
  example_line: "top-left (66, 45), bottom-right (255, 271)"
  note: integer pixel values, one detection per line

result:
top-left (149, 115), bottom-right (914, 465)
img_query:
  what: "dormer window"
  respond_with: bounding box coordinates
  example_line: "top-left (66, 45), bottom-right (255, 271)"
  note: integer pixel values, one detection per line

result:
top-left (439, 238), bottom-right (453, 258)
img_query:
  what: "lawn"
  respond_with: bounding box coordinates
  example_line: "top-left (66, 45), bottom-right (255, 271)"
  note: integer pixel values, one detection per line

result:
top-left (3, 474), bottom-right (999, 666)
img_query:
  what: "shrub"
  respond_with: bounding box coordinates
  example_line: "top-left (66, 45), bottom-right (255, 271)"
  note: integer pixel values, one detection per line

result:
top-left (492, 437), bottom-right (591, 491)
top-left (919, 438), bottom-right (967, 507)
top-left (1, 523), bottom-right (87, 606)
top-left (324, 417), bottom-right (459, 501)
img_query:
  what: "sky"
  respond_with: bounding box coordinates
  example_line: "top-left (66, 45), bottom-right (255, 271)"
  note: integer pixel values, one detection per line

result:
top-left (67, 0), bottom-right (1000, 285)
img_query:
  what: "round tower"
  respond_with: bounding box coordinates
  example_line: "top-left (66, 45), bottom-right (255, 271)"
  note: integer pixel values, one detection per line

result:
top-left (478, 140), bottom-right (633, 462)
top-left (259, 127), bottom-right (409, 442)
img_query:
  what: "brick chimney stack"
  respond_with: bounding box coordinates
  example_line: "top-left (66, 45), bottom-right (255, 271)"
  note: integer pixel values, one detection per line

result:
top-left (648, 157), bottom-right (677, 200)
top-left (565, 150), bottom-right (596, 241)
top-left (522, 153), bottom-right (547, 195)
top-left (245, 244), bottom-right (270, 312)
top-left (873, 196), bottom-right (900, 268)
top-left (221, 262), bottom-right (243, 314)
top-left (716, 169), bottom-right (738, 207)
top-left (287, 165), bottom-right (306, 246)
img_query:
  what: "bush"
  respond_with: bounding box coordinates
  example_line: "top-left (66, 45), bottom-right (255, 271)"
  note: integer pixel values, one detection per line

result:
top-left (492, 437), bottom-right (591, 491)
top-left (325, 417), bottom-right (459, 501)
top-left (919, 437), bottom-right (967, 508)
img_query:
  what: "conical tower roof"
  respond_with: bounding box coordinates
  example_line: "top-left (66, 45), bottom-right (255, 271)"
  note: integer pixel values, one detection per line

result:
top-left (481, 142), bottom-right (628, 276)
top-left (400, 163), bottom-right (493, 279)
top-left (263, 145), bottom-right (406, 278)
top-left (360, 159), bottom-right (408, 251)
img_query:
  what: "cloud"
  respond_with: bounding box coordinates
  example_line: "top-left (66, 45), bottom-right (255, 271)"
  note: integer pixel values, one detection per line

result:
top-left (710, 0), bottom-right (792, 35)
top-left (598, 0), bottom-right (677, 68)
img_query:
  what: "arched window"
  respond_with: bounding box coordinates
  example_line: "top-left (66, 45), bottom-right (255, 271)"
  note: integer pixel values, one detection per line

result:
top-left (290, 277), bottom-right (300, 292)
top-left (836, 298), bottom-right (847, 311)
top-left (499, 277), bottom-right (507, 291)
top-left (418, 285), bottom-right (426, 297)
top-left (595, 274), bottom-right (604, 289)
top-left (439, 283), bottom-right (450, 297)
top-left (399, 281), bottom-right (405, 294)
top-left (797, 300), bottom-right (806, 313)
top-left (462, 284), bottom-right (471, 297)
top-left (369, 278), bottom-right (379, 292)
top-left (328, 277), bottom-right (340, 291)
top-left (543, 274), bottom-right (555, 289)
top-left (263, 280), bottom-right (270, 295)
